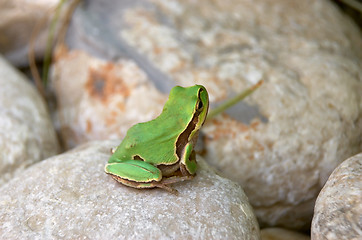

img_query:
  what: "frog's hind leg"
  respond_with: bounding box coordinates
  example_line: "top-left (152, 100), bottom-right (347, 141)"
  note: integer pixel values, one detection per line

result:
top-left (105, 160), bottom-right (162, 187)
top-left (105, 160), bottom-right (181, 194)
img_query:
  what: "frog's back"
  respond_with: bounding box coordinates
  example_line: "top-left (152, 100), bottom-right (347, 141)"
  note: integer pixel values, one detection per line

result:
top-left (110, 85), bottom-right (202, 165)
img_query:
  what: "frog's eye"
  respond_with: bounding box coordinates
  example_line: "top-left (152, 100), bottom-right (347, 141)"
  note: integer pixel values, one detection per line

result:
top-left (196, 100), bottom-right (203, 111)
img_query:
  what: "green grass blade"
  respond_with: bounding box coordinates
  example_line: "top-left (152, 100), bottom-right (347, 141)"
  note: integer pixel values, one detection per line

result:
top-left (207, 80), bottom-right (263, 120)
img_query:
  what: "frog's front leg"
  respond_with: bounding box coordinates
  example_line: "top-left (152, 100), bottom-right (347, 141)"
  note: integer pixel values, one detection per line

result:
top-left (151, 142), bottom-right (198, 191)
top-left (105, 160), bottom-right (179, 194)
top-left (180, 142), bottom-right (197, 175)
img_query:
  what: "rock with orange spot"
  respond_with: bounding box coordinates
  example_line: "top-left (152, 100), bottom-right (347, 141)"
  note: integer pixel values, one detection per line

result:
top-left (51, 48), bottom-right (166, 149)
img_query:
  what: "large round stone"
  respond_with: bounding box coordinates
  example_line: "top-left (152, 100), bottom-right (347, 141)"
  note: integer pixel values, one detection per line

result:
top-left (0, 140), bottom-right (260, 239)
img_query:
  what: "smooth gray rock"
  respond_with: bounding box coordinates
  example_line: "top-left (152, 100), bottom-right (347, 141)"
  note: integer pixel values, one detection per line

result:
top-left (0, 140), bottom-right (260, 239)
top-left (311, 153), bottom-right (362, 240)
top-left (0, 56), bottom-right (59, 186)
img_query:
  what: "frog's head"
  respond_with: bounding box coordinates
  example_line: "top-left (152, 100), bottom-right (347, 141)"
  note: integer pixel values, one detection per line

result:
top-left (185, 85), bottom-right (209, 141)
top-left (194, 85), bottom-right (209, 128)
top-left (165, 85), bottom-right (209, 141)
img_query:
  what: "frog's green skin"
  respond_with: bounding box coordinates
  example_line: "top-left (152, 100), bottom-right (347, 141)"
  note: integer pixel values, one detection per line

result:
top-left (105, 85), bottom-right (209, 193)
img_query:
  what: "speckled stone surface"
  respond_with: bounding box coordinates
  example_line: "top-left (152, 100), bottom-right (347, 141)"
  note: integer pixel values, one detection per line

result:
top-left (0, 56), bottom-right (59, 186)
top-left (0, 140), bottom-right (260, 239)
top-left (311, 153), bottom-right (362, 240)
